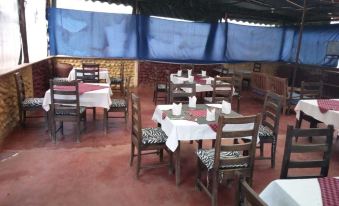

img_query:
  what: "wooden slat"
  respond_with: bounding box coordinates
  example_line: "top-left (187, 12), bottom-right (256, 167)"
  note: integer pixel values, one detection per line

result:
top-left (219, 156), bottom-right (250, 166)
top-left (220, 142), bottom-right (251, 151)
top-left (289, 160), bottom-right (325, 168)
top-left (291, 143), bottom-right (329, 153)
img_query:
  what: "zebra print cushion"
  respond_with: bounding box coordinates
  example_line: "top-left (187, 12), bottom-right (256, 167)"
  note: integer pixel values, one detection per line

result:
top-left (197, 149), bottom-right (247, 170)
top-left (55, 107), bottom-right (86, 116)
top-left (110, 77), bottom-right (123, 84)
top-left (22, 98), bottom-right (43, 108)
top-left (53, 77), bottom-right (69, 82)
top-left (110, 99), bottom-right (127, 108)
top-left (141, 127), bottom-right (168, 145)
top-left (258, 124), bottom-right (274, 139)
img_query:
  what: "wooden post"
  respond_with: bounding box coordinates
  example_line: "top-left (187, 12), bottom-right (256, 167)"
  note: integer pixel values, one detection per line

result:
top-left (18, 0), bottom-right (29, 63)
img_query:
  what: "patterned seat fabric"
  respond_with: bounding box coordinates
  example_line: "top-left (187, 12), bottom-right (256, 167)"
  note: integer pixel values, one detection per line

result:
top-left (110, 99), bottom-right (127, 108)
top-left (197, 149), bottom-right (247, 170)
top-left (157, 84), bottom-right (167, 90)
top-left (53, 77), bottom-right (69, 82)
top-left (22, 98), bottom-right (43, 108)
top-left (55, 107), bottom-right (86, 116)
top-left (258, 124), bottom-right (274, 140)
top-left (110, 77), bottom-right (123, 84)
top-left (141, 127), bottom-right (168, 145)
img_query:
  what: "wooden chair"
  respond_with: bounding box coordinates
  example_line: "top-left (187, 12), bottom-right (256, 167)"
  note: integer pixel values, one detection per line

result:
top-left (180, 64), bottom-right (195, 76)
top-left (250, 72), bottom-right (269, 100)
top-left (130, 93), bottom-right (173, 178)
top-left (257, 91), bottom-right (283, 168)
top-left (253, 62), bottom-right (261, 72)
top-left (204, 76), bottom-right (233, 104)
top-left (76, 63), bottom-right (100, 83)
top-left (235, 172), bottom-right (267, 206)
top-left (104, 77), bottom-right (131, 133)
top-left (49, 80), bottom-right (86, 143)
top-left (110, 62), bottom-right (124, 94)
top-left (14, 72), bottom-right (45, 127)
top-left (153, 69), bottom-right (170, 105)
top-left (233, 71), bottom-right (243, 113)
top-left (169, 82), bottom-right (196, 104)
top-left (196, 114), bottom-right (261, 206)
top-left (280, 125), bottom-right (334, 179)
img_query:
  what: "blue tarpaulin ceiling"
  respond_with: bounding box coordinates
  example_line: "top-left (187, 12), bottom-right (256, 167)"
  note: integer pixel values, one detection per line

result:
top-left (48, 8), bottom-right (339, 66)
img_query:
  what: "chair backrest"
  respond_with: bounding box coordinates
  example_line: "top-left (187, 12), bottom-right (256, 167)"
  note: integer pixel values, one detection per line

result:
top-left (280, 125), bottom-right (334, 179)
top-left (233, 71), bottom-right (243, 94)
top-left (213, 114), bottom-right (261, 177)
top-left (180, 64), bottom-right (194, 75)
top-left (119, 62), bottom-right (125, 79)
top-left (300, 81), bottom-right (323, 99)
top-left (269, 76), bottom-right (288, 100)
top-left (250, 72), bottom-right (268, 93)
top-left (169, 82), bottom-right (196, 104)
top-left (253, 62), bottom-right (261, 72)
top-left (261, 92), bottom-right (283, 137)
top-left (211, 76), bottom-right (234, 103)
top-left (78, 63), bottom-right (100, 83)
top-left (235, 173), bottom-right (268, 206)
top-left (124, 76), bottom-right (131, 97)
top-left (14, 72), bottom-right (26, 105)
top-left (131, 93), bottom-right (142, 144)
top-left (50, 80), bottom-right (81, 118)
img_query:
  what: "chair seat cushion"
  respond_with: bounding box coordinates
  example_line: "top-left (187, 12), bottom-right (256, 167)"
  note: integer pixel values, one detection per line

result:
top-left (55, 107), bottom-right (86, 116)
top-left (22, 98), bottom-right (43, 108)
top-left (197, 149), bottom-right (246, 170)
top-left (110, 99), bottom-right (127, 108)
top-left (110, 77), bottom-right (123, 84)
top-left (141, 127), bottom-right (168, 145)
top-left (157, 84), bottom-right (167, 90)
top-left (258, 124), bottom-right (274, 140)
top-left (53, 77), bottom-right (69, 82)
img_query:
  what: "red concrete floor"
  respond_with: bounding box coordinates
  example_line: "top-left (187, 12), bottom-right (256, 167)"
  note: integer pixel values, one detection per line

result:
top-left (1, 85), bottom-right (339, 206)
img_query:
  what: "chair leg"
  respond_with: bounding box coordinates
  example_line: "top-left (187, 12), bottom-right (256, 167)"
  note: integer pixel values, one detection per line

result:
top-left (260, 141), bottom-right (264, 157)
top-left (130, 142), bottom-right (135, 166)
top-left (60, 121), bottom-right (64, 136)
top-left (168, 150), bottom-right (174, 175)
top-left (76, 119), bottom-right (80, 143)
top-left (195, 158), bottom-right (202, 191)
top-left (93, 107), bottom-right (96, 120)
top-left (211, 170), bottom-right (218, 206)
top-left (19, 108), bottom-right (23, 126)
top-left (23, 111), bottom-right (27, 127)
top-left (237, 96), bottom-right (240, 113)
top-left (159, 149), bottom-right (164, 162)
top-left (136, 149), bottom-right (141, 179)
top-left (271, 141), bottom-right (276, 168)
top-left (104, 109), bottom-right (108, 134)
top-left (52, 118), bottom-right (57, 143)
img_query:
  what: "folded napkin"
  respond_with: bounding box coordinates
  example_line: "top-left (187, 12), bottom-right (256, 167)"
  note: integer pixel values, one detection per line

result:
top-left (187, 69), bottom-right (192, 76)
top-left (222, 100), bottom-right (231, 114)
top-left (188, 96), bottom-right (197, 108)
top-left (172, 103), bottom-right (182, 116)
top-left (201, 70), bottom-right (207, 77)
top-left (177, 70), bottom-right (182, 76)
top-left (206, 108), bottom-right (216, 121)
top-left (188, 75), bottom-right (194, 83)
top-left (206, 77), bottom-right (213, 85)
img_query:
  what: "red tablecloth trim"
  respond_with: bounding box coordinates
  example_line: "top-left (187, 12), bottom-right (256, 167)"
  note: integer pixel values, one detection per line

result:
top-left (194, 76), bottom-right (206, 84)
top-left (54, 83), bottom-right (108, 95)
top-left (208, 123), bottom-right (218, 132)
top-left (318, 177), bottom-right (339, 206)
top-left (187, 109), bottom-right (206, 117)
top-left (317, 99), bottom-right (339, 113)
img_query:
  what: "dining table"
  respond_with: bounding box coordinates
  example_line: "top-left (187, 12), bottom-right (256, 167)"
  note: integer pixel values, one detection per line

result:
top-left (152, 104), bottom-right (254, 186)
top-left (294, 99), bottom-right (339, 130)
top-left (260, 177), bottom-right (339, 206)
top-left (68, 68), bottom-right (111, 83)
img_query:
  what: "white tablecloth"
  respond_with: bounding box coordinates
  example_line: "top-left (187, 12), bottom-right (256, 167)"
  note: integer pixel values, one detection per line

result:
top-left (68, 68), bottom-right (111, 83)
top-left (260, 178), bottom-right (334, 206)
top-left (170, 74), bottom-right (214, 92)
top-left (152, 104), bottom-right (254, 151)
top-left (42, 83), bottom-right (112, 111)
top-left (294, 99), bottom-right (339, 130)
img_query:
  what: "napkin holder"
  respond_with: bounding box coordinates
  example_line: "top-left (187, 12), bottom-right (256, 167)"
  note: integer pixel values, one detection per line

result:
top-left (188, 96), bottom-right (197, 108)
top-left (172, 103), bottom-right (182, 116)
top-left (177, 70), bottom-right (182, 76)
top-left (187, 69), bottom-right (192, 76)
top-left (222, 100), bottom-right (231, 114)
top-left (201, 70), bottom-right (207, 77)
top-left (206, 108), bottom-right (216, 121)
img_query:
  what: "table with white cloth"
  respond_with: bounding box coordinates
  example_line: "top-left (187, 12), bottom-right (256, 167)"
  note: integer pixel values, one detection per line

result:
top-left (170, 74), bottom-right (214, 92)
top-left (260, 177), bottom-right (339, 206)
top-left (68, 68), bottom-right (111, 83)
top-left (152, 104), bottom-right (254, 185)
top-left (43, 83), bottom-right (113, 133)
top-left (294, 99), bottom-right (339, 130)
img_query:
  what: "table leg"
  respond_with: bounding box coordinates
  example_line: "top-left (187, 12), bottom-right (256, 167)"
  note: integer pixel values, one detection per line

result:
top-left (295, 111), bottom-right (304, 129)
top-left (175, 141), bottom-right (181, 186)
top-left (104, 109), bottom-right (107, 135)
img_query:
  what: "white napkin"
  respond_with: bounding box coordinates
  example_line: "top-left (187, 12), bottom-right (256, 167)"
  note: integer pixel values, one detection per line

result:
top-left (222, 100), bottom-right (231, 114)
top-left (201, 70), bottom-right (206, 76)
top-left (177, 70), bottom-right (182, 76)
top-left (188, 96), bottom-right (197, 108)
top-left (172, 103), bottom-right (182, 116)
top-left (206, 77), bottom-right (213, 84)
top-left (188, 75), bottom-right (194, 83)
top-left (206, 108), bottom-right (216, 121)
top-left (187, 69), bottom-right (192, 76)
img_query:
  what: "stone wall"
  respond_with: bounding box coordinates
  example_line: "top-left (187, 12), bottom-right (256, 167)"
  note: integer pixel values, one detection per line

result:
top-left (55, 57), bottom-right (137, 87)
